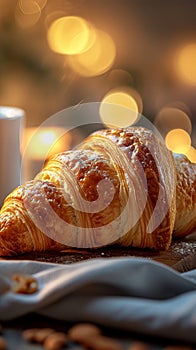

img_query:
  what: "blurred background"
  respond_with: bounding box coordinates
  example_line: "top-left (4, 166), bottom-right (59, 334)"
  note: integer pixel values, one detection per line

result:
top-left (0, 0), bottom-right (196, 178)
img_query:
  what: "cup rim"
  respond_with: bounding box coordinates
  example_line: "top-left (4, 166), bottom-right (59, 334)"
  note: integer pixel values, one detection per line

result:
top-left (0, 106), bottom-right (25, 120)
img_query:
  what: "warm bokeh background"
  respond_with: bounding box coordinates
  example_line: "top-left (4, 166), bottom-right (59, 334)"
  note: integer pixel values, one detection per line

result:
top-left (0, 0), bottom-right (196, 168)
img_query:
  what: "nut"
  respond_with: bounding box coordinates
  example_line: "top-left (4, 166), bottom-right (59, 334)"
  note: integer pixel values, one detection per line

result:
top-left (128, 342), bottom-right (150, 350)
top-left (22, 328), bottom-right (39, 342)
top-left (43, 332), bottom-right (68, 350)
top-left (34, 328), bottom-right (55, 343)
top-left (11, 274), bottom-right (38, 294)
top-left (68, 323), bottom-right (101, 344)
top-left (0, 336), bottom-right (7, 350)
top-left (85, 335), bottom-right (123, 350)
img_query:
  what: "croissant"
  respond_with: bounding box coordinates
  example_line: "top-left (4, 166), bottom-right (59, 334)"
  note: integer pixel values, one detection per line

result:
top-left (0, 127), bottom-right (195, 256)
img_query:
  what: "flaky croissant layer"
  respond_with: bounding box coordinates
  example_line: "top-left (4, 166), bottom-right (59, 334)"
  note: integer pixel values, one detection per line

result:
top-left (0, 127), bottom-right (195, 255)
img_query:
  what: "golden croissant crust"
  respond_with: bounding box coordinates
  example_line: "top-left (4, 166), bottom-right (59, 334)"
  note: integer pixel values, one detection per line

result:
top-left (173, 154), bottom-right (196, 237)
top-left (0, 127), bottom-right (195, 256)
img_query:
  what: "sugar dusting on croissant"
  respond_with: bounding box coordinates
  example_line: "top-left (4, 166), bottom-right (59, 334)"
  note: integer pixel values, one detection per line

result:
top-left (0, 127), bottom-right (195, 256)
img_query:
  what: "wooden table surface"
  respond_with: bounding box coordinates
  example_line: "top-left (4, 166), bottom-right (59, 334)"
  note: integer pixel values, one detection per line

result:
top-left (3, 233), bottom-right (196, 272)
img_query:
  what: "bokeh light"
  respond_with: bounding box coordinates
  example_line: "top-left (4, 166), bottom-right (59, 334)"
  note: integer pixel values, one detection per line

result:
top-left (47, 16), bottom-right (95, 55)
top-left (165, 128), bottom-right (191, 154)
top-left (185, 146), bottom-right (196, 163)
top-left (34, 0), bottom-right (47, 10)
top-left (167, 101), bottom-right (191, 115)
top-left (100, 89), bottom-right (141, 128)
top-left (154, 106), bottom-right (192, 137)
top-left (15, 1), bottom-right (41, 28)
top-left (23, 127), bottom-right (72, 160)
top-left (45, 10), bottom-right (67, 29)
top-left (68, 29), bottom-right (116, 77)
top-left (177, 43), bottom-right (196, 85)
top-left (108, 69), bottom-right (134, 86)
top-left (19, 0), bottom-right (41, 14)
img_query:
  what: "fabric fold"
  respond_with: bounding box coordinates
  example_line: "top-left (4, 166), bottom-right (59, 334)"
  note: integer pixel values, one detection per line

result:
top-left (0, 257), bottom-right (196, 344)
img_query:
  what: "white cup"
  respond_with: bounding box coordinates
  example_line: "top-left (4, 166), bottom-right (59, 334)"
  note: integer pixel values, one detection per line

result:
top-left (0, 107), bottom-right (25, 208)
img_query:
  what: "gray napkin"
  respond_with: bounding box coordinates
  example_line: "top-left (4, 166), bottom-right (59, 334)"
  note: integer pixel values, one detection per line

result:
top-left (0, 257), bottom-right (196, 344)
